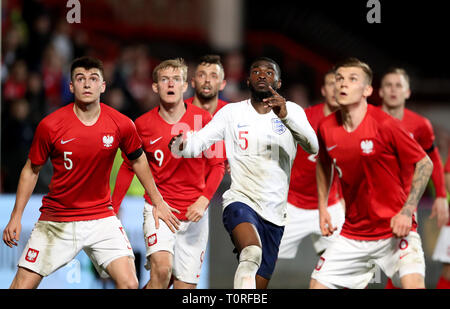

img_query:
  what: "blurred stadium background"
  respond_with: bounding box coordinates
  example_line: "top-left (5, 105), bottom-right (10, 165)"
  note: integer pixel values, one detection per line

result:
top-left (1, 0), bottom-right (449, 288)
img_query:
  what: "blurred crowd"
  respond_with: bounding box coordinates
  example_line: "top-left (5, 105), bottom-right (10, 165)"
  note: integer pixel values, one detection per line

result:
top-left (2, 1), bottom-right (321, 193)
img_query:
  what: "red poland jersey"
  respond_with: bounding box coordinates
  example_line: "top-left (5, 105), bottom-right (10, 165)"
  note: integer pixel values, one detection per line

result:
top-left (288, 103), bottom-right (340, 209)
top-left (318, 104), bottom-right (426, 240)
top-left (445, 151), bottom-right (450, 226)
top-left (28, 103), bottom-right (142, 222)
top-left (396, 108), bottom-right (446, 198)
top-left (115, 103), bottom-right (225, 220)
top-left (184, 97), bottom-right (228, 178)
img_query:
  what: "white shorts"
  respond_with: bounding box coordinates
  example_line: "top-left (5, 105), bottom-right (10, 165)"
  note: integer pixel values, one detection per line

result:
top-left (278, 202), bottom-right (345, 259)
top-left (311, 232), bottom-right (425, 289)
top-left (432, 225), bottom-right (450, 263)
top-left (143, 202), bottom-right (209, 285)
top-left (18, 216), bottom-right (134, 278)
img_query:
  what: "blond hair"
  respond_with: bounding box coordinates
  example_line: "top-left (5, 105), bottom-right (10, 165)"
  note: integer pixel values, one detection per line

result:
top-left (152, 58), bottom-right (188, 82)
top-left (333, 57), bottom-right (373, 85)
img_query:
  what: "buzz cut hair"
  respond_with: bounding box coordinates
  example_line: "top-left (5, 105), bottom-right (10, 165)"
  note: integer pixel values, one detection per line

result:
top-left (70, 56), bottom-right (105, 81)
top-left (333, 57), bottom-right (373, 85)
top-left (250, 57), bottom-right (281, 79)
top-left (152, 58), bottom-right (188, 82)
top-left (381, 67), bottom-right (410, 86)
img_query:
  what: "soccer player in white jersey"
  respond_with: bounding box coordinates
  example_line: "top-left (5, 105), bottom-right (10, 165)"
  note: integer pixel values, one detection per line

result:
top-left (170, 57), bottom-right (318, 289)
top-left (2, 56), bottom-right (178, 289)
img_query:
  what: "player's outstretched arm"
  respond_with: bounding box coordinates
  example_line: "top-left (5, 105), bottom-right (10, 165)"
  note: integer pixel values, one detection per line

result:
top-left (391, 155), bottom-right (433, 237)
top-left (130, 152), bottom-right (180, 232)
top-left (3, 159), bottom-right (42, 248)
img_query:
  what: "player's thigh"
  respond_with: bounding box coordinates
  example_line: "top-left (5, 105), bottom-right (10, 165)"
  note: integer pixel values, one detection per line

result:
top-left (10, 267), bottom-right (43, 289)
top-left (378, 232), bottom-right (425, 288)
top-left (18, 221), bottom-right (80, 277)
top-left (172, 211), bottom-right (209, 285)
top-left (143, 202), bottom-right (178, 259)
top-left (311, 235), bottom-right (377, 289)
top-left (278, 204), bottom-right (316, 258)
top-left (106, 256), bottom-right (138, 289)
top-left (432, 225), bottom-right (450, 264)
top-left (223, 202), bottom-right (262, 251)
top-left (84, 216), bottom-right (135, 279)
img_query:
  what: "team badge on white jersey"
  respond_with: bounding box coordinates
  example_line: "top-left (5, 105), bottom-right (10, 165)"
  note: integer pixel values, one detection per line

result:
top-left (360, 139), bottom-right (374, 155)
top-left (271, 118), bottom-right (287, 135)
top-left (103, 135), bottom-right (114, 147)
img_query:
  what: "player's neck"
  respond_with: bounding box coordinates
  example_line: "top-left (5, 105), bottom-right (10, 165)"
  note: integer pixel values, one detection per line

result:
top-left (323, 103), bottom-right (339, 117)
top-left (73, 101), bottom-right (101, 126)
top-left (250, 98), bottom-right (272, 114)
top-left (192, 96), bottom-right (218, 115)
top-left (381, 103), bottom-right (404, 120)
top-left (340, 100), bottom-right (368, 132)
top-left (158, 100), bottom-right (186, 124)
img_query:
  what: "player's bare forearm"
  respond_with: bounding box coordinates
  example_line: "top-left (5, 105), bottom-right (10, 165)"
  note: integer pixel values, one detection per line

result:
top-left (3, 159), bottom-right (41, 247)
top-left (12, 159), bottom-right (41, 218)
top-left (130, 152), bottom-right (164, 204)
top-left (402, 155), bottom-right (433, 214)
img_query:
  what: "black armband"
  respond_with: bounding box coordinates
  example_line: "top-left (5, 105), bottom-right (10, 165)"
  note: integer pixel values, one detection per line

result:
top-left (425, 142), bottom-right (435, 154)
top-left (126, 147), bottom-right (144, 161)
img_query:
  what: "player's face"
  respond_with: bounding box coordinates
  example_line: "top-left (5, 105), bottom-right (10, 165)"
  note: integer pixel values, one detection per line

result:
top-left (247, 61), bottom-right (281, 98)
top-left (334, 67), bottom-right (372, 106)
top-left (70, 68), bottom-right (105, 104)
top-left (379, 73), bottom-right (411, 108)
top-left (191, 63), bottom-right (225, 100)
top-left (321, 73), bottom-right (339, 108)
top-left (152, 67), bottom-right (187, 105)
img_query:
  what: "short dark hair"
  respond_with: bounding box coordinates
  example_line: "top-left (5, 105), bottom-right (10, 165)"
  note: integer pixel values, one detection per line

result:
top-left (197, 54), bottom-right (224, 78)
top-left (250, 57), bottom-right (281, 79)
top-left (70, 56), bottom-right (105, 80)
top-left (333, 57), bottom-right (373, 85)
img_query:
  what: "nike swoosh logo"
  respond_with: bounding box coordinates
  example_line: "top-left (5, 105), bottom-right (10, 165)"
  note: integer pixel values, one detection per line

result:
top-left (237, 123), bottom-right (249, 128)
top-left (326, 145), bottom-right (337, 151)
top-left (399, 253), bottom-right (409, 260)
top-left (150, 137), bottom-right (163, 145)
top-left (61, 138), bottom-right (76, 144)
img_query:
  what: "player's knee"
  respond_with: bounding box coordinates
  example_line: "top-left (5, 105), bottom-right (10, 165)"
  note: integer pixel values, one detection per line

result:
top-left (152, 264), bottom-right (172, 282)
top-left (239, 245), bottom-right (262, 267)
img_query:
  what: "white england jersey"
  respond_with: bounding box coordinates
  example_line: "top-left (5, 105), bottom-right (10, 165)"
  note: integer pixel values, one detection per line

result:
top-left (180, 99), bottom-right (318, 226)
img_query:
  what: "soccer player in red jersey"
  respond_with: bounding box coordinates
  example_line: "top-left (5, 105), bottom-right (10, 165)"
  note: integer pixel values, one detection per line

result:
top-left (112, 58), bottom-right (225, 289)
top-left (185, 55), bottom-right (228, 173)
top-left (432, 150), bottom-right (450, 288)
top-left (2, 56), bottom-right (175, 289)
top-left (278, 70), bottom-right (345, 262)
top-left (185, 54), bottom-right (227, 116)
top-left (379, 68), bottom-right (449, 289)
top-left (310, 58), bottom-right (433, 289)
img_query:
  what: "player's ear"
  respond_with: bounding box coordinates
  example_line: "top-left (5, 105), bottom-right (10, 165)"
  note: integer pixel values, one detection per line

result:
top-left (405, 88), bottom-right (411, 100)
top-left (152, 82), bottom-right (159, 94)
top-left (364, 85), bottom-right (373, 98)
top-left (276, 79), bottom-right (282, 91)
top-left (219, 79), bottom-right (227, 91)
top-left (69, 81), bottom-right (74, 94)
top-left (378, 87), bottom-right (384, 99)
top-left (101, 81), bottom-right (106, 94)
top-left (182, 81), bottom-right (188, 93)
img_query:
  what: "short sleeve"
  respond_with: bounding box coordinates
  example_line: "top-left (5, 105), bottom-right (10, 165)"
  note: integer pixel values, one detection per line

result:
top-left (28, 120), bottom-right (52, 166)
top-left (119, 116), bottom-right (143, 157)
